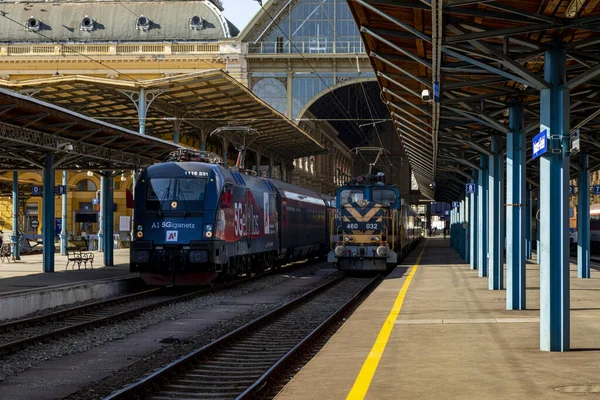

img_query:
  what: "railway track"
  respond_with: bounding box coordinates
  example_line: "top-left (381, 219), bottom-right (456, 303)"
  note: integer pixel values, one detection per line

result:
top-left (105, 275), bottom-right (379, 400)
top-left (0, 263), bottom-right (313, 358)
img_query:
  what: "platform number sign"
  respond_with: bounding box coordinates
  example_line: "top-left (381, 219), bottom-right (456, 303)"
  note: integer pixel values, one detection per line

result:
top-left (55, 185), bottom-right (66, 195)
top-left (92, 198), bottom-right (99, 205)
top-left (30, 219), bottom-right (39, 229)
top-left (466, 183), bottom-right (476, 194)
top-left (593, 185), bottom-right (600, 195)
top-left (569, 185), bottom-right (575, 196)
top-left (532, 129), bottom-right (548, 159)
top-left (31, 186), bottom-right (42, 196)
top-left (452, 201), bottom-right (459, 208)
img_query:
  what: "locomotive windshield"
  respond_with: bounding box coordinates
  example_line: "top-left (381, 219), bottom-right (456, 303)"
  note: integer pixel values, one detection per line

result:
top-left (146, 177), bottom-right (207, 213)
top-left (372, 188), bottom-right (397, 207)
top-left (339, 188), bottom-right (364, 204)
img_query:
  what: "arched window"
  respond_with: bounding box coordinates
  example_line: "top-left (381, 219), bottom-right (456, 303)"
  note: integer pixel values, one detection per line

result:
top-left (75, 179), bottom-right (97, 191)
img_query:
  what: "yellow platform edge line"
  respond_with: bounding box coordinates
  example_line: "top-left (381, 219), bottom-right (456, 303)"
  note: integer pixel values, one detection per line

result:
top-left (346, 239), bottom-right (429, 400)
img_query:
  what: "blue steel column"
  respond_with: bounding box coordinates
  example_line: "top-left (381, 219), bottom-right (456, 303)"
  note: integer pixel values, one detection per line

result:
top-left (506, 103), bottom-right (526, 309)
top-left (98, 175), bottom-right (104, 252)
top-left (459, 199), bottom-right (465, 258)
top-left (450, 207), bottom-right (456, 250)
top-left (578, 152), bottom-right (590, 278)
top-left (470, 170), bottom-right (478, 270)
top-left (60, 171), bottom-right (68, 255)
top-left (464, 195), bottom-right (470, 264)
top-left (42, 153), bottom-right (55, 272)
top-left (138, 88), bottom-right (147, 135)
top-left (102, 175), bottom-right (114, 266)
top-left (478, 155), bottom-right (489, 277)
top-left (454, 206), bottom-right (459, 251)
top-left (534, 195), bottom-right (542, 264)
top-left (526, 184), bottom-right (533, 260)
top-left (540, 44), bottom-right (570, 352)
top-left (489, 134), bottom-right (504, 290)
top-left (11, 171), bottom-right (20, 260)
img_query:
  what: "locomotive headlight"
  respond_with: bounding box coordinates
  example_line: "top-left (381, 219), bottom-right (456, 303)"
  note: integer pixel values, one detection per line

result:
top-left (204, 224), bottom-right (214, 238)
top-left (376, 246), bottom-right (388, 256)
top-left (132, 250), bottom-right (149, 264)
top-left (136, 231), bottom-right (144, 238)
top-left (189, 250), bottom-right (208, 263)
top-left (335, 245), bottom-right (346, 257)
top-left (344, 236), bottom-right (354, 242)
top-left (371, 236), bottom-right (380, 242)
top-left (205, 231), bottom-right (213, 238)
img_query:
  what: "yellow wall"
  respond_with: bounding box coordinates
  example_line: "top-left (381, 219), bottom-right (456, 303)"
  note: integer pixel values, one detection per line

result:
top-left (0, 171), bottom-right (133, 237)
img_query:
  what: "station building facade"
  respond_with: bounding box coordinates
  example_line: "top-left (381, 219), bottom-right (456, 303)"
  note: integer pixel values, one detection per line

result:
top-left (0, 0), bottom-right (412, 240)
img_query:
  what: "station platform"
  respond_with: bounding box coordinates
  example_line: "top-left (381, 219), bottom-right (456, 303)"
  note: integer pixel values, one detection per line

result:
top-left (276, 238), bottom-right (600, 400)
top-left (0, 249), bottom-right (138, 320)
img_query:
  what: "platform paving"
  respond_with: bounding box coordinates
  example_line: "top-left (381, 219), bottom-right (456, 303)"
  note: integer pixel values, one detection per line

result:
top-left (0, 249), bottom-right (134, 295)
top-left (276, 238), bottom-right (600, 400)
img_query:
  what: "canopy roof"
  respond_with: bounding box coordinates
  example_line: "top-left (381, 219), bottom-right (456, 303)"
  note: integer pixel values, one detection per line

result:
top-left (0, 87), bottom-right (180, 170)
top-left (347, 0), bottom-right (600, 200)
top-left (0, 70), bottom-right (326, 160)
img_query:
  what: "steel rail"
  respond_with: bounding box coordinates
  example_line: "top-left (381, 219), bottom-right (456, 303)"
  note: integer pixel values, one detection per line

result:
top-left (0, 262), bottom-right (307, 358)
top-left (104, 275), bottom-right (378, 400)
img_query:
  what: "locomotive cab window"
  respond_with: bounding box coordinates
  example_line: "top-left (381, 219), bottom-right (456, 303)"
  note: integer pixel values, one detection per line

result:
top-left (146, 177), bottom-right (207, 212)
top-left (340, 188), bottom-right (364, 204)
top-left (372, 189), bottom-right (397, 207)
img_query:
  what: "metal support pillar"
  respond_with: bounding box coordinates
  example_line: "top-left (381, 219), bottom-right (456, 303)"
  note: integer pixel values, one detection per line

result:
top-left (450, 207), bottom-right (455, 250)
top-left (138, 88), bottom-right (147, 135)
top-left (11, 171), bottom-right (20, 260)
top-left (464, 195), bottom-right (470, 264)
top-left (578, 152), bottom-right (590, 278)
top-left (172, 118), bottom-right (180, 144)
top-left (506, 103), bottom-right (526, 309)
top-left (98, 175), bottom-right (104, 252)
top-left (60, 171), bottom-right (68, 255)
top-left (470, 170), bottom-right (478, 270)
top-left (535, 195), bottom-right (542, 264)
top-left (539, 44), bottom-right (570, 352)
top-left (478, 155), bottom-right (489, 277)
top-left (526, 184), bottom-right (533, 260)
top-left (489, 134), bottom-right (504, 290)
top-left (42, 152), bottom-right (55, 272)
top-left (102, 175), bottom-right (114, 266)
top-left (461, 199), bottom-right (466, 259)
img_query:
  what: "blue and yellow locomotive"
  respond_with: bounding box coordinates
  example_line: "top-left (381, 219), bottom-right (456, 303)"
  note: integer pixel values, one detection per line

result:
top-left (328, 173), bottom-right (424, 271)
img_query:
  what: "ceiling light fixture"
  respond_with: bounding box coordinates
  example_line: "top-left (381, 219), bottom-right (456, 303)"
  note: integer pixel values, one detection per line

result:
top-left (565, 0), bottom-right (585, 18)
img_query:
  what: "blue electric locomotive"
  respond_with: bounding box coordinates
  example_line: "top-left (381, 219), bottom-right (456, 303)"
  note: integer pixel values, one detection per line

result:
top-left (131, 149), bottom-right (333, 286)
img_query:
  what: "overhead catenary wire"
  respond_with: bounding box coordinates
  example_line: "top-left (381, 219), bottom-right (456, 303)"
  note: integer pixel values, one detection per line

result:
top-left (89, 116), bottom-right (392, 122)
top-left (359, 81), bottom-right (394, 172)
top-left (256, 1), bottom-right (372, 145)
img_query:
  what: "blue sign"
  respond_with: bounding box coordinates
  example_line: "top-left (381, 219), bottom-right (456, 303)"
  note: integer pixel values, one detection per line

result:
top-left (593, 185), bottom-right (600, 195)
top-left (569, 185), bottom-right (575, 195)
top-left (452, 201), bottom-right (459, 208)
top-left (55, 218), bottom-right (62, 236)
top-left (55, 185), bottom-right (66, 195)
top-left (433, 81), bottom-right (440, 103)
top-left (92, 198), bottom-right (99, 205)
top-left (532, 129), bottom-right (548, 159)
top-left (466, 183), bottom-right (477, 194)
top-left (31, 185), bottom-right (42, 196)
